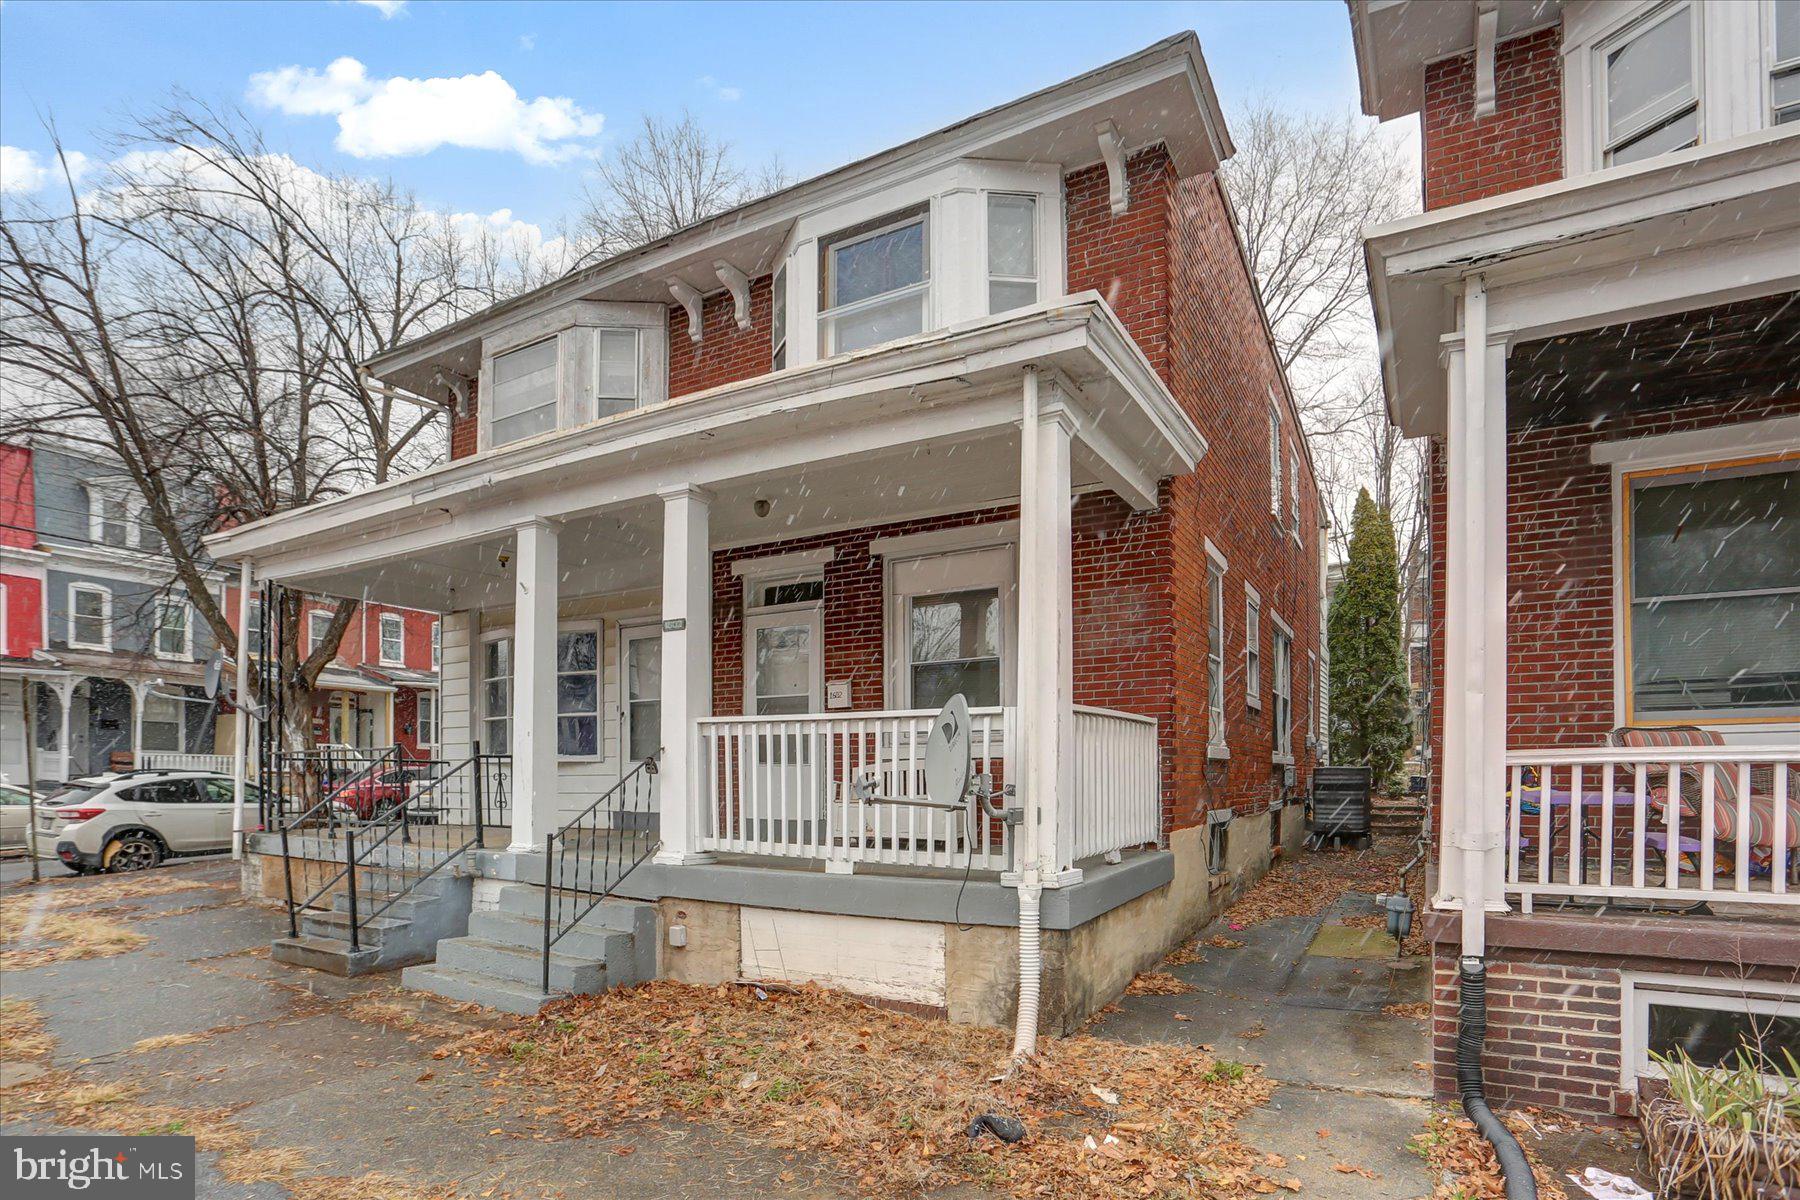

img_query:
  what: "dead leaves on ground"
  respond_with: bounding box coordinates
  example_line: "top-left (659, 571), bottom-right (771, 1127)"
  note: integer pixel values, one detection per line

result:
top-left (1382, 1001), bottom-right (1432, 1020)
top-left (0, 905), bottom-right (146, 970)
top-left (0, 996), bottom-right (53, 1060)
top-left (1409, 1109), bottom-right (1569, 1200)
top-left (444, 978), bottom-right (1285, 1198)
top-left (1125, 970), bottom-right (1197, 996)
top-left (1222, 843), bottom-right (1414, 930)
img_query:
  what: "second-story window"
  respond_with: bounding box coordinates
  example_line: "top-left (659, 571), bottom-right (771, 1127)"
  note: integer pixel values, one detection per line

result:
top-left (592, 329), bottom-right (639, 421)
top-left (490, 337), bottom-right (559, 447)
top-left (819, 206), bottom-right (928, 356)
top-left (1272, 622), bottom-right (1293, 762)
top-left (154, 599), bottom-right (190, 660)
top-left (987, 193), bottom-right (1037, 314)
top-left (771, 265), bottom-right (788, 370)
top-left (90, 490), bottom-right (130, 548)
top-left (1775, 0), bottom-right (1800, 125)
top-left (379, 613), bottom-right (404, 665)
top-left (1600, 3), bottom-right (1698, 166)
top-left (307, 609), bottom-right (334, 658)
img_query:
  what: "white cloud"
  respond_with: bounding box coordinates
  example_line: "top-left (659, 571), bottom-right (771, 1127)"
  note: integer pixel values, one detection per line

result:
top-left (350, 0), bottom-right (407, 17)
top-left (1, 145), bottom-right (91, 194)
top-left (247, 57), bottom-right (602, 164)
top-left (518, 33), bottom-right (537, 51)
top-left (696, 74), bottom-right (742, 103)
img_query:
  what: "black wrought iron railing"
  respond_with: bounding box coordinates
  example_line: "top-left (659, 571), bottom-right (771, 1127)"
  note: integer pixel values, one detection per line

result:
top-left (541, 751), bottom-right (661, 994)
top-left (276, 746), bottom-right (510, 950)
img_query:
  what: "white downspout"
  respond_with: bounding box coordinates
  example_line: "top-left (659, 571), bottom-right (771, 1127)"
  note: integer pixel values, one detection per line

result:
top-left (1012, 366), bottom-right (1044, 1060)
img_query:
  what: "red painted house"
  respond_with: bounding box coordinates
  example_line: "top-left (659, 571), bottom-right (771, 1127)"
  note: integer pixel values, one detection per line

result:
top-left (209, 36), bottom-right (1329, 1024)
top-left (1350, 0), bottom-right (1799, 1118)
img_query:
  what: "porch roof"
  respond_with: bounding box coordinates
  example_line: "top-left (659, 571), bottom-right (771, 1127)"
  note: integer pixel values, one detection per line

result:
top-left (1365, 127), bottom-right (1800, 437)
top-left (203, 295), bottom-right (1205, 610)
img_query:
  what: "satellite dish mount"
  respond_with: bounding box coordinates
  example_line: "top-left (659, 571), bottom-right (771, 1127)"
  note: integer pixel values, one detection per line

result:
top-left (853, 694), bottom-right (1019, 825)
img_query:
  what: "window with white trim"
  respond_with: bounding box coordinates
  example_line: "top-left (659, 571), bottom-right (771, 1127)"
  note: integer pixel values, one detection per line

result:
top-left (1625, 975), bottom-right (1800, 1088)
top-left (556, 628), bottom-right (600, 757)
top-left (1774, 0), bottom-right (1800, 124)
top-left (770, 265), bottom-right (788, 370)
top-left (90, 489), bottom-right (131, 548)
top-left (1244, 590), bottom-right (1262, 710)
top-left (68, 584), bottom-right (110, 650)
top-left (1307, 650), bottom-right (1318, 749)
top-left (987, 193), bottom-right (1037, 314)
top-left (378, 612), bottom-right (405, 666)
top-left (430, 620), bottom-right (441, 669)
top-left (490, 337), bottom-right (559, 447)
top-left (153, 599), bottom-right (190, 660)
top-left (140, 686), bottom-right (214, 754)
top-left (1623, 456), bottom-right (1799, 722)
top-left (1272, 621), bottom-right (1293, 761)
top-left (247, 599), bottom-right (264, 650)
top-left (888, 546), bottom-right (1014, 710)
top-left (592, 328), bottom-right (640, 421)
top-left (1599, 2), bottom-right (1699, 166)
top-left (415, 690), bottom-right (437, 747)
top-left (308, 610), bottom-right (335, 658)
top-left (1207, 561), bottom-right (1226, 751)
top-left (1288, 441), bottom-right (1301, 537)
top-left (481, 635), bottom-right (512, 754)
top-left (819, 207), bottom-right (928, 356)
top-left (1268, 406), bottom-right (1282, 521)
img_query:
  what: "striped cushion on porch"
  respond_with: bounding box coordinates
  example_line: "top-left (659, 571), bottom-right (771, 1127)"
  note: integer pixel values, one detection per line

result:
top-left (1611, 726), bottom-right (1740, 804)
top-left (1611, 727), bottom-right (1799, 852)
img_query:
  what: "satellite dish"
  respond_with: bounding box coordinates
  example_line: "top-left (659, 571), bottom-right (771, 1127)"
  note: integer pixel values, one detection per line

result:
top-left (922, 693), bottom-right (973, 810)
top-left (204, 651), bottom-right (225, 699)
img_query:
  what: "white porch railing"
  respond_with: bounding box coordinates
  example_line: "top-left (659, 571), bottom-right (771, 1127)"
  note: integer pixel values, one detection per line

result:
top-left (696, 707), bottom-right (1014, 871)
top-left (1504, 746), bottom-right (1797, 910)
top-left (1068, 705), bottom-right (1161, 864)
top-left (139, 751), bottom-right (235, 774)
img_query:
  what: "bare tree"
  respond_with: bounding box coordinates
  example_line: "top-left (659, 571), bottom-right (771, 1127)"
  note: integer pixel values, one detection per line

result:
top-left (575, 110), bottom-right (788, 257)
top-left (0, 109), bottom-right (538, 747)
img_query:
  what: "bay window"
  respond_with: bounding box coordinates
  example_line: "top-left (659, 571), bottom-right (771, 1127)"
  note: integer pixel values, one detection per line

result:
top-left (592, 329), bottom-right (639, 421)
top-left (1599, 3), bottom-right (1699, 166)
top-left (771, 265), bottom-right (788, 370)
top-left (1624, 457), bottom-right (1799, 722)
top-left (819, 207), bottom-right (928, 356)
top-left (987, 193), bottom-right (1037, 314)
top-left (490, 337), bottom-right (558, 447)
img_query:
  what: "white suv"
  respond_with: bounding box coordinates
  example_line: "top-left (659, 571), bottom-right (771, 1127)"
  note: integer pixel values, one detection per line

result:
top-left (34, 771), bottom-right (260, 873)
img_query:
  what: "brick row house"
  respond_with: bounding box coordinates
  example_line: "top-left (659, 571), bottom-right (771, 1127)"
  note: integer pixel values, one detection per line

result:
top-left (1349, 0), bottom-right (1799, 1118)
top-left (0, 436), bottom-right (441, 787)
top-left (208, 36), bottom-right (1328, 1027)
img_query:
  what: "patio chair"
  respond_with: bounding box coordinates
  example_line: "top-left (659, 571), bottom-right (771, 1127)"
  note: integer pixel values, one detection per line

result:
top-left (1610, 726), bottom-right (1800, 885)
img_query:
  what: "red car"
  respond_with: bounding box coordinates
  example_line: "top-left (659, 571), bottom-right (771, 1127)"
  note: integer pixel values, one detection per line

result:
top-left (328, 767), bottom-right (434, 822)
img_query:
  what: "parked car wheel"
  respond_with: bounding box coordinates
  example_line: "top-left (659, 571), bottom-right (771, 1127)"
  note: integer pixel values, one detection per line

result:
top-left (105, 832), bottom-right (163, 872)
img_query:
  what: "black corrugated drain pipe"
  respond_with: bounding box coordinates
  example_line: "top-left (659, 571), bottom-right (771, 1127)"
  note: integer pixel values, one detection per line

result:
top-left (1458, 957), bottom-right (1537, 1200)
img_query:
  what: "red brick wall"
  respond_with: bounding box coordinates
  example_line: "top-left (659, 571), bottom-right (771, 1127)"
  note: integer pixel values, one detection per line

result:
top-left (1430, 954), bottom-right (1625, 1119)
top-left (449, 382), bottom-right (479, 461)
top-left (670, 274), bottom-right (775, 399)
top-left (1423, 25), bottom-right (1564, 211)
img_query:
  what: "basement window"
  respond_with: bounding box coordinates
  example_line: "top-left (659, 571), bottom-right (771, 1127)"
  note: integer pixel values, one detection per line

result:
top-left (1624, 975), bottom-right (1800, 1089)
top-left (1206, 810), bottom-right (1232, 875)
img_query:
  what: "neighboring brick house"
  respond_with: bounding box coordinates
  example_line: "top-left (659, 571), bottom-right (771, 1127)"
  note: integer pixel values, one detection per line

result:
top-left (210, 35), bottom-right (1327, 1028)
top-left (1350, 0), bottom-right (1799, 1119)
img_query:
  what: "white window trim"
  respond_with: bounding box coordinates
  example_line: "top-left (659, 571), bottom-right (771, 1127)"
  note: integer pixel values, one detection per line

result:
top-left (67, 583), bottom-right (112, 651)
top-left (742, 566), bottom-right (825, 614)
top-left (479, 628), bottom-right (513, 755)
top-left (884, 543), bottom-right (1017, 710)
top-left (415, 689), bottom-right (437, 748)
top-left (1289, 440), bottom-right (1303, 543)
top-left (1771, 0), bottom-right (1800, 123)
top-left (985, 191), bottom-right (1039, 313)
top-left (476, 300), bottom-right (669, 454)
top-left (1596, 2), bottom-right (1702, 168)
top-left (1268, 403), bottom-right (1282, 523)
top-left (1606, 445), bottom-right (1800, 731)
top-left (770, 264), bottom-right (789, 371)
top-left (554, 621), bottom-right (605, 762)
top-left (308, 609), bottom-right (335, 658)
top-left (1307, 649), bottom-right (1319, 751)
top-left (378, 612), bottom-right (406, 667)
top-left (430, 619), bottom-right (441, 670)
top-left (1206, 557), bottom-right (1227, 758)
top-left (1244, 584), bottom-right (1262, 711)
top-left (818, 208), bottom-right (932, 358)
top-left (729, 546), bottom-right (838, 578)
top-left (1270, 610), bottom-right (1295, 765)
top-left (1621, 971), bottom-right (1800, 1092)
top-left (870, 521), bottom-right (1017, 561)
top-left (152, 597), bottom-right (193, 661)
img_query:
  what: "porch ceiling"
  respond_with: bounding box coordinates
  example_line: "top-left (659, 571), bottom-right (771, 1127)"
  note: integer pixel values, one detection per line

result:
top-left (208, 297), bottom-right (1200, 611)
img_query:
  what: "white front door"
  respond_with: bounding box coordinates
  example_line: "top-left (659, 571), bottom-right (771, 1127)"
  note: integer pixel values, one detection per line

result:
top-left (742, 607), bottom-right (823, 845)
top-left (619, 623), bottom-right (662, 825)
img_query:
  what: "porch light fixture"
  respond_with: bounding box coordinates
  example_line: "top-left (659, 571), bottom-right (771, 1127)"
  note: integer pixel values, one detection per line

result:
top-left (752, 497), bottom-right (773, 518)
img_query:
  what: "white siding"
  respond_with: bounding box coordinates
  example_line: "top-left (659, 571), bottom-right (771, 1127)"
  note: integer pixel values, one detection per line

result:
top-left (738, 908), bottom-right (948, 1007)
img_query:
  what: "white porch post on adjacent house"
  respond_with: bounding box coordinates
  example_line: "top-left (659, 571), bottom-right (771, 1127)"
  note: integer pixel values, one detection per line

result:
top-left (509, 519), bottom-right (560, 853)
top-left (130, 679), bottom-right (150, 767)
top-left (231, 559), bottom-right (253, 858)
top-left (1018, 370), bottom-right (1080, 886)
top-left (52, 678), bottom-right (74, 782)
top-left (1441, 275), bottom-right (1511, 956)
top-left (654, 484), bottom-right (715, 866)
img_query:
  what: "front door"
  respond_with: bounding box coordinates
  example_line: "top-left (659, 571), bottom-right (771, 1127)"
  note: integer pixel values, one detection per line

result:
top-left (742, 608), bottom-right (822, 845)
top-left (619, 623), bottom-right (662, 827)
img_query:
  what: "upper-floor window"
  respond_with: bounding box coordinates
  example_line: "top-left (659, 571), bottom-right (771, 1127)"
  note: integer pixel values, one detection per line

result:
top-left (88, 489), bottom-right (131, 548)
top-left (819, 207), bottom-right (929, 356)
top-left (1775, 0), bottom-right (1800, 124)
top-left (1267, 405), bottom-right (1282, 524)
top-left (1600, 3), bottom-right (1699, 166)
top-left (307, 609), bottom-right (334, 658)
top-left (154, 599), bottom-right (190, 660)
top-left (68, 584), bottom-right (110, 650)
top-left (770, 265), bottom-right (788, 370)
top-left (593, 329), bottom-right (640, 420)
top-left (1272, 620), bottom-right (1294, 762)
top-left (378, 612), bottom-right (405, 665)
top-left (987, 193), bottom-right (1037, 314)
top-left (490, 338), bottom-right (558, 447)
top-left (1245, 588), bottom-right (1262, 710)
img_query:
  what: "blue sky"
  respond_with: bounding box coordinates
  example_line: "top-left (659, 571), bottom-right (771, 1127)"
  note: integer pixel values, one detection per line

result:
top-left (1, 0), bottom-right (1388, 229)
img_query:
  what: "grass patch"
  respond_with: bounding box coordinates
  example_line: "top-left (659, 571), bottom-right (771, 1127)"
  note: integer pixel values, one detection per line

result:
top-left (448, 979), bottom-right (1282, 1198)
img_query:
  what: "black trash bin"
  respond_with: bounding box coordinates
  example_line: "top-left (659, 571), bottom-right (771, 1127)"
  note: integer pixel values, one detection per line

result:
top-left (1308, 765), bottom-right (1372, 848)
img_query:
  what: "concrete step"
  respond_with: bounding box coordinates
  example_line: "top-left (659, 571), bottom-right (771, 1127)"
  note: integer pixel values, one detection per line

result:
top-left (398, 964), bottom-right (555, 1017)
top-left (494, 883), bottom-right (643, 930)
top-left (466, 909), bottom-right (631, 964)
top-left (271, 934), bottom-right (382, 976)
top-left (301, 908), bottom-right (411, 947)
top-left (434, 936), bottom-right (608, 993)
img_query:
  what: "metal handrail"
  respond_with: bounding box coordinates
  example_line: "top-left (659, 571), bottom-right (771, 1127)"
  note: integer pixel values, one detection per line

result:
top-left (277, 745), bottom-right (403, 940)
top-left (355, 751), bottom-right (510, 927)
top-left (541, 751), bottom-right (662, 994)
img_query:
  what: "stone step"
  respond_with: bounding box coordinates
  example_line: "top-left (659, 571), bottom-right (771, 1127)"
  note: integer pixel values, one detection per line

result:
top-left (434, 936), bottom-right (608, 993)
top-left (398, 964), bottom-right (555, 1017)
top-left (466, 909), bottom-right (632, 965)
top-left (271, 934), bottom-right (382, 977)
top-left (493, 884), bottom-right (644, 930)
top-left (301, 908), bottom-right (411, 947)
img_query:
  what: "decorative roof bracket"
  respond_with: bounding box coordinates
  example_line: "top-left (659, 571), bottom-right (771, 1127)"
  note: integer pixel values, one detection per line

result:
top-left (432, 367), bottom-right (475, 417)
top-left (713, 262), bottom-right (753, 331)
top-left (668, 280), bottom-right (704, 344)
top-left (1473, 2), bottom-right (1499, 118)
top-left (1094, 119), bottom-right (1129, 216)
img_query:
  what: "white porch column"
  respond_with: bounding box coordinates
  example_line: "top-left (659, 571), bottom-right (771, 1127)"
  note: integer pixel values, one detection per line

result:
top-left (1017, 370), bottom-right (1080, 886)
top-left (231, 560), bottom-right (253, 857)
top-left (130, 679), bottom-right (151, 767)
top-left (1440, 275), bottom-right (1512, 956)
top-left (654, 484), bottom-right (715, 866)
top-left (509, 519), bottom-right (560, 853)
top-left (51, 677), bottom-right (74, 781)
